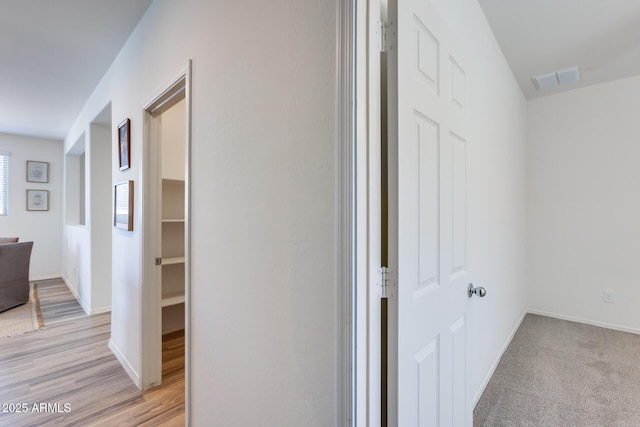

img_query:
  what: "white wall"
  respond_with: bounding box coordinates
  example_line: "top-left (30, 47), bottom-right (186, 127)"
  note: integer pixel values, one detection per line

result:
top-left (63, 133), bottom-right (90, 307)
top-left (89, 123), bottom-right (112, 312)
top-left (62, 119), bottom-right (113, 315)
top-left (160, 98), bottom-right (185, 181)
top-left (528, 75), bottom-right (640, 332)
top-left (0, 132), bottom-right (63, 279)
top-left (430, 0), bottom-right (529, 405)
top-left (63, 0), bottom-right (336, 424)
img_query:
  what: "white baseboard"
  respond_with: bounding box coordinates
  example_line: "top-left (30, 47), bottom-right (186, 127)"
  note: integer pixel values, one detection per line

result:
top-left (527, 309), bottom-right (640, 336)
top-left (30, 274), bottom-right (63, 281)
top-left (473, 309), bottom-right (527, 407)
top-left (108, 338), bottom-right (141, 389)
top-left (61, 275), bottom-right (91, 316)
top-left (60, 275), bottom-right (111, 315)
top-left (90, 305), bottom-right (112, 315)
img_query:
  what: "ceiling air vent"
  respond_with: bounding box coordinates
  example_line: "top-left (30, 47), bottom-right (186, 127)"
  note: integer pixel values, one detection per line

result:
top-left (556, 66), bottom-right (581, 84)
top-left (532, 66), bottom-right (581, 90)
top-left (533, 72), bottom-right (558, 90)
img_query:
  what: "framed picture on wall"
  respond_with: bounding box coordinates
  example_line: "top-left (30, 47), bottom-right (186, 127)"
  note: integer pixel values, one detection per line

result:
top-left (26, 160), bottom-right (49, 183)
top-left (26, 189), bottom-right (49, 211)
top-left (114, 180), bottom-right (133, 231)
top-left (118, 118), bottom-right (131, 171)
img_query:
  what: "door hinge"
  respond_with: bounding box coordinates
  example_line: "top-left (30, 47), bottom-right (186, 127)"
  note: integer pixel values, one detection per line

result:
top-left (155, 257), bottom-right (162, 266)
top-left (379, 267), bottom-right (395, 299)
top-left (378, 21), bottom-right (395, 53)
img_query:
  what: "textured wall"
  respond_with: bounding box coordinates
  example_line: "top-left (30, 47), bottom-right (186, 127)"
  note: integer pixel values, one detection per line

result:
top-left (528, 75), bottom-right (640, 333)
top-left (62, 0), bottom-right (337, 424)
top-left (0, 133), bottom-right (63, 279)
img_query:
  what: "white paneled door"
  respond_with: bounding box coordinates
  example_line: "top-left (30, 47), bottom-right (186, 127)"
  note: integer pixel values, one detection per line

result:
top-left (392, 0), bottom-right (472, 425)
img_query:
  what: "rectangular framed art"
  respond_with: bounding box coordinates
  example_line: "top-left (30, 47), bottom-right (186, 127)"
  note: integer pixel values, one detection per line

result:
top-left (118, 118), bottom-right (131, 171)
top-left (27, 161), bottom-right (49, 183)
top-left (114, 180), bottom-right (134, 231)
top-left (26, 189), bottom-right (49, 211)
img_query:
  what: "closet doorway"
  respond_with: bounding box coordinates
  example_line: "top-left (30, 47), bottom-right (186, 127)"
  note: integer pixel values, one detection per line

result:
top-left (141, 64), bottom-right (191, 421)
top-left (158, 98), bottom-right (186, 335)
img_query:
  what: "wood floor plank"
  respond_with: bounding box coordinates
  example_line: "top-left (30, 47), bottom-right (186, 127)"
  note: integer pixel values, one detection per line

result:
top-left (0, 278), bottom-right (185, 426)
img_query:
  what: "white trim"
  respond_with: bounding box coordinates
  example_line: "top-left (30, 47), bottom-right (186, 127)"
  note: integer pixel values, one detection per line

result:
top-left (109, 338), bottom-right (141, 388)
top-left (385, 0), bottom-right (399, 422)
top-left (354, 0), bottom-right (371, 423)
top-left (140, 62), bottom-right (192, 425)
top-left (0, 151), bottom-right (8, 216)
top-left (183, 59), bottom-right (193, 427)
top-left (140, 88), bottom-right (163, 390)
top-left (30, 274), bottom-right (64, 281)
top-left (140, 66), bottom-right (189, 389)
top-left (88, 306), bottom-right (111, 315)
top-left (353, 0), bottom-right (366, 422)
top-left (61, 275), bottom-right (91, 316)
top-left (354, 0), bottom-right (383, 424)
top-left (45, 274), bottom-right (111, 316)
top-left (54, 275), bottom-right (112, 315)
top-left (336, 0), bottom-right (356, 425)
top-left (527, 309), bottom-right (640, 336)
top-left (472, 309), bottom-right (527, 407)
top-left (59, 275), bottom-right (110, 315)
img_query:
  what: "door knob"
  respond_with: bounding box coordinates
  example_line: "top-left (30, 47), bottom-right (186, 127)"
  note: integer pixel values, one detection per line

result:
top-left (468, 283), bottom-right (486, 298)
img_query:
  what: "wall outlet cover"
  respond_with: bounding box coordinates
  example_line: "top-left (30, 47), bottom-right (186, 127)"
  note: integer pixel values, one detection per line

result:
top-left (603, 290), bottom-right (615, 303)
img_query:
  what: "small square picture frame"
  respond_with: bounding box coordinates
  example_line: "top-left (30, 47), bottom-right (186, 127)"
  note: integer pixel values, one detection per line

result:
top-left (27, 160), bottom-right (49, 183)
top-left (27, 189), bottom-right (49, 211)
top-left (118, 118), bottom-right (131, 171)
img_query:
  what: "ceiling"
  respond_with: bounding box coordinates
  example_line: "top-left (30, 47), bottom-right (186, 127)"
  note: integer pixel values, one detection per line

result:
top-left (0, 0), bottom-right (153, 141)
top-left (477, 0), bottom-right (640, 99)
top-left (2, 1), bottom-right (640, 141)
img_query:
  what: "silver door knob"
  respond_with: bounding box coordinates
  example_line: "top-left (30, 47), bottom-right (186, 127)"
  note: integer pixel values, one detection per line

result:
top-left (468, 283), bottom-right (486, 298)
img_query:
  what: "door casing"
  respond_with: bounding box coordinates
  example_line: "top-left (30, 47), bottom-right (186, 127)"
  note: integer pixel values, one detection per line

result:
top-left (140, 61), bottom-right (192, 424)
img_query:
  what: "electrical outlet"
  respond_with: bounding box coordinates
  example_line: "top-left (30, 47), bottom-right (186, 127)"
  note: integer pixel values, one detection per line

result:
top-left (603, 290), bottom-right (615, 304)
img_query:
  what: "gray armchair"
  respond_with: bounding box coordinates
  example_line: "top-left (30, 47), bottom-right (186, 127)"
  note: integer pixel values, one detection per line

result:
top-left (0, 241), bottom-right (33, 312)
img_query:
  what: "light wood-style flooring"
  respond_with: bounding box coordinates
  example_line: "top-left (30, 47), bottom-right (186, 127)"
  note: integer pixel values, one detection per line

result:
top-left (0, 278), bottom-right (185, 426)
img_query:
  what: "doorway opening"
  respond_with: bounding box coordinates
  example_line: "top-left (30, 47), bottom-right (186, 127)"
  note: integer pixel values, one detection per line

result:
top-left (140, 64), bottom-right (191, 424)
top-left (158, 99), bottom-right (186, 337)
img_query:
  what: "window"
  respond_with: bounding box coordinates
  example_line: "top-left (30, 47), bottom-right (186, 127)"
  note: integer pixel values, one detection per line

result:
top-left (0, 151), bottom-right (7, 216)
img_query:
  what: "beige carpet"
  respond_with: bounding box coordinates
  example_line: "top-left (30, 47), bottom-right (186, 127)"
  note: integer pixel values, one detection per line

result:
top-left (474, 314), bottom-right (640, 425)
top-left (0, 283), bottom-right (44, 338)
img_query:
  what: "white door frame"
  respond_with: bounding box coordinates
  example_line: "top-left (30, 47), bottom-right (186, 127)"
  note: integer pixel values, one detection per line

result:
top-left (337, 0), bottom-right (385, 424)
top-left (336, 0), bottom-right (356, 425)
top-left (353, 0), bottom-right (384, 425)
top-left (140, 61), bottom-right (192, 423)
top-left (383, 0), bottom-right (399, 421)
